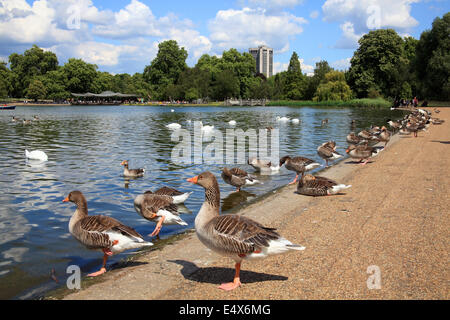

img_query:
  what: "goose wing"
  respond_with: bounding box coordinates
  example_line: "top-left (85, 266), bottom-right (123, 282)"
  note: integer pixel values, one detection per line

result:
top-left (209, 214), bottom-right (280, 254)
top-left (141, 194), bottom-right (178, 219)
top-left (317, 146), bottom-right (334, 158)
top-left (154, 186), bottom-right (183, 196)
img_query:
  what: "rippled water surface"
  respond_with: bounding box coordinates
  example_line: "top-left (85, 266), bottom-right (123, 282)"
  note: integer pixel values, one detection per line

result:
top-left (0, 105), bottom-right (403, 299)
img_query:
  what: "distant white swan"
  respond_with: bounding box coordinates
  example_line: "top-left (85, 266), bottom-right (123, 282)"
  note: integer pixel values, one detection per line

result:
top-left (171, 109), bottom-right (175, 112)
top-left (228, 120), bottom-right (237, 126)
top-left (25, 149), bottom-right (48, 162)
top-left (166, 123), bottom-right (182, 130)
top-left (291, 118), bottom-right (300, 124)
top-left (276, 116), bottom-right (290, 122)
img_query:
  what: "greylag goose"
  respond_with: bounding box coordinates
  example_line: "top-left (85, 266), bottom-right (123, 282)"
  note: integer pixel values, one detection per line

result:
top-left (321, 119), bottom-right (329, 126)
top-left (121, 160), bottom-right (145, 177)
top-left (134, 192), bottom-right (188, 236)
top-left (358, 130), bottom-right (376, 140)
top-left (387, 120), bottom-right (401, 132)
top-left (279, 156), bottom-right (321, 184)
top-left (221, 167), bottom-right (259, 192)
top-left (297, 174), bottom-right (351, 196)
top-left (346, 132), bottom-right (367, 145)
top-left (62, 191), bottom-right (153, 277)
top-left (187, 172), bottom-right (305, 291)
top-left (345, 144), bottom-right (379, 165)
top-left (377, 126), bottom-right (391, 146)
top-left (145, 186), bottom-right (192, 204)
top-left (248, 157), bottom-right (280, 173)
top-left (406, 122), bottom-right (419, 137)
top-left (317, 141), bottom-right (342, 167)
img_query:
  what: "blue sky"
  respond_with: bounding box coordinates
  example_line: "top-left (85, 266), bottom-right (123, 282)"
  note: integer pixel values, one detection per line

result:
top-left (0, 0), bottom-right (448, 75)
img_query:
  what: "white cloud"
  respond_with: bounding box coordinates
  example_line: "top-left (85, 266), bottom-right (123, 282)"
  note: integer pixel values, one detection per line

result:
top-left (331, 57), bottom-right (351, 70)
top-left (273, 61), bottom-right (288, 74)
top-left (309, 10), bottom-right (319, 19)
top-left (247, 0), bottom-right (304, 9)
top-left (322, 0), bottom-right (420, 49)
top-left (299, 58), bottom-right (314, 76)
top-left (209, 7), bottom-right (307, 54)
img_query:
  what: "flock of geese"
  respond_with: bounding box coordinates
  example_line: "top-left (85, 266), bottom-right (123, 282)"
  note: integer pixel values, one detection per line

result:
top-left (18, 106), bottom-right (444, 291)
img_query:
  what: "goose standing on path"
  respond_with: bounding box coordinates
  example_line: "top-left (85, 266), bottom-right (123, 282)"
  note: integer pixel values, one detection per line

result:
top-left (221, 167), bottom-right (259, 192)
top-left (187, 172), bottom-right (305, 291)
top-left (346, 132), bottom-right (367, 145)
top-left (121, 160), bottom-right (145, 177)
top-left (62, 191), bottom-right (153, 277)
top-left (345, 144), bottom-right (379, 165)
top-left (377, 126), bottom-right (391, 147)
top-left (317, 141), bottom-right (342, 167)
top-left (133, 191), bottom-right (188, 237)
top-left (297, 174), bottom-right (351, 196)
top-left (279, 156), bottom-right (321, 185)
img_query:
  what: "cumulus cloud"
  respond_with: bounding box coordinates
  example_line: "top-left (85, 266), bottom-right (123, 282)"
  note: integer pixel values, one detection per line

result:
top-left (322, 0), bottom-right (420, 49)
top-left (331, 57), bottom-right (351, 70)
top-left (247, 0), bottom-right (304, 9)
top-left (209, 7), bottom-right (307, 54)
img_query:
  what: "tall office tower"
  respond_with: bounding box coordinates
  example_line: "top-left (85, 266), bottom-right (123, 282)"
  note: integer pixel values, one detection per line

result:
top-left (249, 45), bottom-right (273, 78)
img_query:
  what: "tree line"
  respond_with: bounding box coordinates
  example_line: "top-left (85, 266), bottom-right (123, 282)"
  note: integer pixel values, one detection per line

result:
top-left (0, 12), bottom-right (448, 103)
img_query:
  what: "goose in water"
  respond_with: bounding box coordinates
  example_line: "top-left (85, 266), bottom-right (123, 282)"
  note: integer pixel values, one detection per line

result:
top-left (317, 141), bottom-right (342, 167)
top-left (144, 186), bottom-right (192, 204)
top-left (279, 156), bottom-right (321, 185)
top-left (248, 157), bottom-right (280, 173)
top-left (25, 149), bottom-right (48, 161)
top-left (121, 160), bottom-right (145, 177)
top-left (345, 144), bottom-right (379, 165)
top-left (321, 119), bottom-right (329, 126)
top-left (187, 172), bottom-right (305, 291)
top-left (221, 167), bottom-right (259, 192)
top-left (134, 191), bottom-right (188, 237)
top-left (166, 123), bottom-right (182, 130)
top-left (297, 174), bottom-right (351, 196)
top-left (63, 191), bottom-right (153, 277)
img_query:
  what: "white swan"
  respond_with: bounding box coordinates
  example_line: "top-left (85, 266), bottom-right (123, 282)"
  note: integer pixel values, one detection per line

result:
top-left (25, 149), bottom-right (48, 162)
top-left (291, 118), bottom-right (300, 124)
top-left (228, 120), bottom-right (237, 126)
top-left (276, 116), bottom-right (290, 122)
top-left (166, 123), bottom-right (182, 130)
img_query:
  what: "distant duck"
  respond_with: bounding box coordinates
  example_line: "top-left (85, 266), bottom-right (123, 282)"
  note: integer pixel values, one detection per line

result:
top-left (228, 120), bottom-right (237, 126)
top-left (297, 174), bottom-right (351, 197)
top-left (276, 116), bottom-right (290, 122)
top-left (279, 156), bottom-right (321, 185)
top-left (121, 160), bottom-right (145, 177)
top-left (187, 171), bottom-right (305, 291)
top-left (63, 190), bottom-right (153, 277)
top-left (317, 141), bottom-right (342, 167)
top-left (33, 115), bottom-right (39, 121)
top-left (25, 149), bottom-right (48, 161)
top-left (11, 116), bottom-right (19, 122)
top-left (291, 118), bottom-right (300, 124)
top-left (248, 157), bottom-right (280, 173)
top-left (133, 192), bottom-right (188, 237)
top-left (23, 119), bottom-right (32, 125)
top-left (144, 186), bottom-right (192, 204)
top-left (171, 109), bottom-right (175, 112)
top-left (345, 144), bottom-right (379, 165)
top-left (321, 119), bottom-right (329, 126)
top-left (221, 167), bottom-right (259, 192)
top-left (346, 132), bottom-right (367, 145)
top-left (166, 123), bottom-right (182, 130)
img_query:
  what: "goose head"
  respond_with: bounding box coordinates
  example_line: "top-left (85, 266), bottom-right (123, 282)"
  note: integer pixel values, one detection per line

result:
top-left (120, 160), bottom-right (129, 167)
top-left (62, 190), bottom-right (86, 206)
top-left (279, 156), bottom-right (291, 167)
top-left (187, 171), bottom-right (217, 189)
top-left (346, 144), bottom-right (356, 154)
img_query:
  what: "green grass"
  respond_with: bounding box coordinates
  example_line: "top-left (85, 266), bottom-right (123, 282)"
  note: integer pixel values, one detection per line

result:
top-left (266, 98), bottom-right (391, 108)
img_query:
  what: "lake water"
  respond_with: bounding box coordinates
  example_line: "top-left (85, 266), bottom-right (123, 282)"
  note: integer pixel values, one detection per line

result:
top-left (0, 105), bottom-right (403, 299)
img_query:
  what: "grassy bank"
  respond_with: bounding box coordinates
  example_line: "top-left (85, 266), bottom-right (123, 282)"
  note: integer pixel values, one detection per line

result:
top-left (266, 98), bottom-right (391, 108)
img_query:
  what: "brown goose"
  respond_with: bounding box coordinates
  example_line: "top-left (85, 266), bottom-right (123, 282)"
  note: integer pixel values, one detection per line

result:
top-left (377, 126), bottom-right (391, 146)
top-left (187, 172), bottom-right (305, 291)
top-left (317, 141), bottom-right (342, 167)
top-left (387, 120), bottom-right (401, 132)
top-left (345, 144), bottom-right (380, 165)
top-left (297, 174), bottom-right (351, 196)
top-left (145, 186), bottom-right (192, 204)
top-left (134, 192), bottom-right (188, 237)
top-left (358, 130), bottom-right (376, 140)
top-left (221, 167), bottom-right (259, 192)
top-left (279, 156), bottom-right (321, 184)
top-left (62, 191), bottom-right (153, 277)
top-left (248, 157), bottom-right (280, 173)
top-left (346, 132), bottom-right (367, 145)
top-left (121, 160), bottom-right (145, 177)
top-left (406, 121), bottom-right (420, 137)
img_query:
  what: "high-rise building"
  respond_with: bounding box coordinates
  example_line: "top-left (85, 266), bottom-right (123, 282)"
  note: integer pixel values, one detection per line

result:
top-left (249, 45), bottom-right (273, 78)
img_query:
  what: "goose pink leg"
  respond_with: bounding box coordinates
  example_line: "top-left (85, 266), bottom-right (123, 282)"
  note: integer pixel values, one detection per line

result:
top-left (219, 263), bottom-right (242, 291)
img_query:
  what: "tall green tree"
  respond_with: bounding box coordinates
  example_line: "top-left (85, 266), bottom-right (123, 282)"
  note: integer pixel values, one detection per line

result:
top-left (26, 79), bottom-right (47, 101)
top-left (143, 40), bottom-right (188, 99)
top-left (304, 60), bottom-right (333, 100)
top-left (347, 29), bottom-right (408, 98)
top-left (414, 12), bottom-right (450, 100)
top-left (313, 71), bottom-right (352, 101)
top-left (0, 62), bottom-right (13, 98)
top-left (284, 52), bottom-right (306, 99)
top-left (61, 58), bottom-right (98, 93)
top-left (8, 45), bottom-right (58, 97)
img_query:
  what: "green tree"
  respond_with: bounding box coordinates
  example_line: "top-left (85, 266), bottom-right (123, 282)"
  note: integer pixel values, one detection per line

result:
top-left (414, 12), bottom-right (450, 100)
top-left (211, 69), bottom-right (240, 100)
top-left (38, 68), bottom-right (69, 100)
top-left (8, 45), bottom-right (58, 97)
top-left (304, 60), bottom-right (333, 100)
top-left (313, 71), bottom-right (352, 101)
top-left (26, 79), bottom-right (47, 101)
top-left (61, 58), bottom-right (98, 93)
top-left (347, 29), bottom-right (408, 98)
top-left (0, 61), bottom-right (13, 98)
top-left (143, 40), bottom-right (188, 99)
top-left (284, 52), bottom-right (306, 99)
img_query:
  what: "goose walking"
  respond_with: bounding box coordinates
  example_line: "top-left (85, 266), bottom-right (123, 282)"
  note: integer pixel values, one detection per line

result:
top-left (144, 186), bottom-right (192, 204)
top-left (134, 192), bottom-right (188, 237)
top-left (297, 174), bottom-right (351, 196)
top-left (317, 141), bottom-right (342, 167)
top-left (62, 191), bottom-right (153, 277)
top-left (221, 167), bottom-right (259, 192)
top-left (121, 160), bottom-right (145, 177)
top-left (187, 172), bottom-right (305, 291)
top-left (279, 156), bottom-right (321, 185)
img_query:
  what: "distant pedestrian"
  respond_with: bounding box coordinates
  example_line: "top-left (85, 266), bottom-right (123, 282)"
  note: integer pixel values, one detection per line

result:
top-left (413, 96), bottom-right (418, 107)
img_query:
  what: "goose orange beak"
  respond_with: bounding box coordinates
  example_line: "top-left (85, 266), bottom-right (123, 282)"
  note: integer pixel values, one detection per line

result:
top-left (62, 196), bottom-right (69, 202)
top-left (187, 176), bottom-right (198, 184)
top-left (120, 161), bottom-right (126, 165)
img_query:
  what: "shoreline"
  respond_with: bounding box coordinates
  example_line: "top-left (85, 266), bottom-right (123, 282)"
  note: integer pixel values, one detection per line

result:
top-left (45, 107), bottom-right (448, 300)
